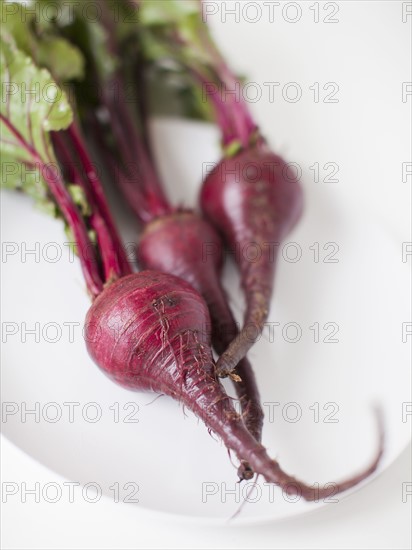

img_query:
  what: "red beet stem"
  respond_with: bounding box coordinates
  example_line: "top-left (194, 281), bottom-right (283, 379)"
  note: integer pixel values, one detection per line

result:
top-left (0, 113), bottom-right (103, 297)
top-left (66, 123), bottom-right (131, 277)
top-left (52, 126), bottom-right (131, 283)
top-left (192, 19), bottom-right (257, 148)
top-left (41, 164), bottom-right (103, 297)
top-left (97, 0), bottom-right (172, 223)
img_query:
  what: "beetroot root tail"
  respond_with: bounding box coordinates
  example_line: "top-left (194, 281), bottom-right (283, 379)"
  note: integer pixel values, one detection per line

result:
top-left (215, 330), bottom-right (259, 378)
top-left (215, 287), bottom-right (271, 378)
top-left (189, 367), bottom-right (384, 501)
top-left (241, 406), bottom-right (384, 501)
top-left (234, 356), bottom-right (264, 481)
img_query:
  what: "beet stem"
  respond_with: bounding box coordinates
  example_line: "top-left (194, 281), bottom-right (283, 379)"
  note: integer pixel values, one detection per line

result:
top-left (97, 0), bottom-right (173, 223)
top-left (52, 126), bottom-right (131, 283)
top-left (41, 166), bottom-right (104, 298)
top-left (0, 113), bottom-right (103, 297)
top-left (66, 123), bottom-right (132, 278)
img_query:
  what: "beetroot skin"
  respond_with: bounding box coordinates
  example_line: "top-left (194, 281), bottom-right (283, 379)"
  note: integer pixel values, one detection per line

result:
top-left (86, 271), bottom-right (215, 394)
top-left (85, 271), bottom-right (383, 501)
top-left (200, 146), bottom-right (304, 376)
top-left (137, 212), bottom-right (264, 479)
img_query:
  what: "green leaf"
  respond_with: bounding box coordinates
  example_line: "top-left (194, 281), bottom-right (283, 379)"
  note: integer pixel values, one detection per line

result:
top-left (34, 0), bottom-right (70, 32)
top-left (68, 183), bottom-right (91, 216)
top-left (88, 228), bottom-right (97, 245)
top-left (138, 0), bottom-right (216, 66)
top-left (1, 0), bottom-right (85, 81)
top-left (138, 27), bottom-right (172, 63)
top-left (139, 0), bottom-right (200, 26)
top-left (37, 36), bottom-right (84, 81)
top-left (49, 2), bottom-right (116, 86)
top-left (136, 0), bottom-right (229, 122)
top-left (145, 65), bottom-right (213, 122)
top-left (137, 0), bottom-right (252, 137)
top-left (0, 34), bottom-right (73, 213)
top-left (85, 17), bottom-right (116, 81)
top-left (223, 139), bottom-right (242, 158)
top-left (0, 0), bottom-right (37, 53)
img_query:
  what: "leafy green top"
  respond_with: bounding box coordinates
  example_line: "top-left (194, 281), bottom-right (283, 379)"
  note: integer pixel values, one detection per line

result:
top-left (0, 1), bottom-right (131, 293)
top-left (136, 0), bottom-right (255, 146)
top-left (0, 32), bottom-right (72, 211)
top-left (1, 0), bottom-right (84, 81)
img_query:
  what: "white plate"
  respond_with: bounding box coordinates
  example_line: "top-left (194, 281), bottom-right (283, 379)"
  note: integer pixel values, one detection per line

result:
top-left (1, 117), bottom-right (410, 523)
top-left (1, 1), bottom-right (411, 524)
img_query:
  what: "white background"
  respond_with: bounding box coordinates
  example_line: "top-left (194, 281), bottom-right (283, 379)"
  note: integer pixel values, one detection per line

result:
top-left (1, 1), bottom-right (411, 548)
top-left (1, 436), bottom-right (411, 549)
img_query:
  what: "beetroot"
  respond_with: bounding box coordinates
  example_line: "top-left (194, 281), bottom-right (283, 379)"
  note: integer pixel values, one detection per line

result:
top-left (3, 13), bottom-right (385, 506)
top-left (87, 109), bottom-right (264, 480)
top-left (72, 2), bottom-right (266, 479)
top-left (133, 0), bottom-right (306, 375)
top-left (138, 211), bottom-right (264, 478)
top-left (85, 271), bottom-right (384, 501)
top-left (201, 145), bottom-right (303, 376)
